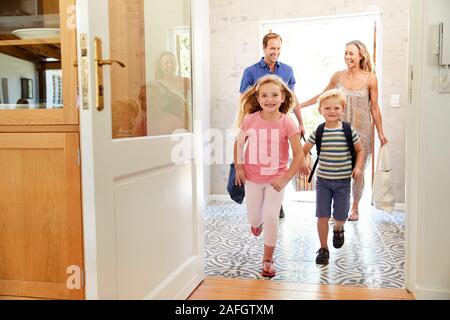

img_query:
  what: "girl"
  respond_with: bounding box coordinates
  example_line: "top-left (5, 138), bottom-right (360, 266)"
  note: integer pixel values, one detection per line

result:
top-left (300, 40), bottom-right (388, 221)
top-left (234, 74), bottom-right (304, 277)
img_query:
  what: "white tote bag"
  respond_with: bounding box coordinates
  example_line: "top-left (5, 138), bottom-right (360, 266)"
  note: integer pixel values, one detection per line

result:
top-left (372, 145), bottom-right (395, 213)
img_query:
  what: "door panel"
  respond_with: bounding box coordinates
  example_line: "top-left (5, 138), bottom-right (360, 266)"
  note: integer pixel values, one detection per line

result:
top-left (77, 0), bottom-right (203, 299)
top-left (115, 164), bottom-right (194, 299)
top-left (0, 133), bottom-right (84, 299)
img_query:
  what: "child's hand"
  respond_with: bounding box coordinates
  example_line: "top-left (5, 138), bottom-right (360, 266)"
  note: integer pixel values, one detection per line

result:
top-left (271, 177), bottom-right (289, 192)
top-left (352, 167), bottom-right (362, 180)
top-left (300, 165), bottom-right (310, 176)
top-left (235, 166), bottom-right (246, 186)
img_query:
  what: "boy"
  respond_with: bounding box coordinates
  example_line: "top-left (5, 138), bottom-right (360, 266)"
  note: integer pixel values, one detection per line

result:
top-left (300, 89), bottom-right (364, 265)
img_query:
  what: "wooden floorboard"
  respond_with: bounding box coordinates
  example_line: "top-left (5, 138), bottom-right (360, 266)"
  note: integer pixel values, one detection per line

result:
top-left (188, 277), bottom-right (415, 300)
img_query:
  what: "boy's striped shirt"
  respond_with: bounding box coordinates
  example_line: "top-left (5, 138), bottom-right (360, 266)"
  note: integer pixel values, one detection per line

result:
top-left (307, 123), bottom-right (360, 180)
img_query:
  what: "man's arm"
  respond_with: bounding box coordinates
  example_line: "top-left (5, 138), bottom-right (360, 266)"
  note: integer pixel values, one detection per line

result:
top-left (291, 91), bottom-right (305, 137)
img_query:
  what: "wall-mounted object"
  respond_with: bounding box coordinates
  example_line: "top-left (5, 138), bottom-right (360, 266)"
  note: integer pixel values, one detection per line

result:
top-left (439, 22), bottom-right (450, 65)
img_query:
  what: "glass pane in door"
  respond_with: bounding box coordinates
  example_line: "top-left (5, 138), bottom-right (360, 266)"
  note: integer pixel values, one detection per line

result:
top-left (0, 0), bottom-right (64, 110)
top-left (108, 0), bottom-right (192, 139)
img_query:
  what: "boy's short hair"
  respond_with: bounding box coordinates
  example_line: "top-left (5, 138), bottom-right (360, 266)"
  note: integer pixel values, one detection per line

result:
top-left (318, 89), bottom-right (346, 108)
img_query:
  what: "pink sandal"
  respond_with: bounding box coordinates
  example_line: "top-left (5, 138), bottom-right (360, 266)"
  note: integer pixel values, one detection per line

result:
top-left (262, 259), bottom-right (276, 277)
top-left (251, 223), bottom-right (263, 236)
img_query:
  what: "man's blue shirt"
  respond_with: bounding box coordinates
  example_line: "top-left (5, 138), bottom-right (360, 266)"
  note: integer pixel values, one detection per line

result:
top-left (239, 57), bottom-right (296, 93)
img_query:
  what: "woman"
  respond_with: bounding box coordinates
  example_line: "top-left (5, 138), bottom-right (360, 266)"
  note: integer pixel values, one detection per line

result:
top-left (140, 51), bottom-right (191, 135)
top-left (300, 40), bottom-right (388, 221)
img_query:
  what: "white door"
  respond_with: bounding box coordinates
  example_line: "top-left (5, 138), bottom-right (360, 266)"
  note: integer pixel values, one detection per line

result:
top-left (76, 0), bottom-right (205, 299)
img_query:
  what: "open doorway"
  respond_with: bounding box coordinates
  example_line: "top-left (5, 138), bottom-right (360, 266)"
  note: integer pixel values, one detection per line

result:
top-left (204, 12), bottom-right (406, 289)
top-left (262, 12), bottom-right (382, 206)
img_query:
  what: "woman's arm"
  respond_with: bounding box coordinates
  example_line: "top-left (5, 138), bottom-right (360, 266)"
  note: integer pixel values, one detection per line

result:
top-left (368, 73), bottom-right (388, 145)
top-left (299, 72), bottom-right (340, 108)
top-left (271, 133), bottom-right (304, 192)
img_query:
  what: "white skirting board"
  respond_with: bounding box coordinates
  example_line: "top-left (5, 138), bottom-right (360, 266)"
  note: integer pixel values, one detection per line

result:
top-left (207, 194), bottom-right (406, 212)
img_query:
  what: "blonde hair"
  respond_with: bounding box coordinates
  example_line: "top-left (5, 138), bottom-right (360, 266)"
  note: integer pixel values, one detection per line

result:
top-left (318, 89), bottom-right (346, 108)
top-left (346, 40), bottom-right (373, 73)
top-left (263, 32), bottom-right (282, 48)
top-left (236, 74), bottom-right (295, 127)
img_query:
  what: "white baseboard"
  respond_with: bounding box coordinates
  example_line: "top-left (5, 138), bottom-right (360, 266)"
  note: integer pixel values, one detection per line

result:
top-left (207, 194), bottom-right (232, 203)
top-left (207, 195), bottom-right (407, 211)
top-left (413, 284), bottom-right (450, 300)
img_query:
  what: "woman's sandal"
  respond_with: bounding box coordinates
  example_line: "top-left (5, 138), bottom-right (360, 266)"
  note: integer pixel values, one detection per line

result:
top-left (251, 223), bottom-right (263, 236)
top-left (262, 259), bottom-right (276, 277)
top-left (348, 209), bottom-right (359, 221)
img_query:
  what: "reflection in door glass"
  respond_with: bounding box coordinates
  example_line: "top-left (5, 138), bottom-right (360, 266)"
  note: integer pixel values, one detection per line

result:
top-left (109, 0), bottom-right (192, 139)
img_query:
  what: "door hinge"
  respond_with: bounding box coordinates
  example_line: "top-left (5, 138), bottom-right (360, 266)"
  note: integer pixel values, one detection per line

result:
top-left (77, 148), bottom-right (81, 166)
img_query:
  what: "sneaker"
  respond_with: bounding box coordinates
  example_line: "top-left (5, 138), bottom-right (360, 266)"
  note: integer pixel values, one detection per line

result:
top-left (315, 248), bottom-right (329, 265)
top-left (333, 227), bottom-right (345, 249)
top-left (279, 206), bottom-right (285, 218)
top-left (251, 223), bottom-right (263, 236)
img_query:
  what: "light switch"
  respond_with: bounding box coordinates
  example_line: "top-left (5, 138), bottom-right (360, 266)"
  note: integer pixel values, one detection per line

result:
top-left (390, 94), bottom-right (400, 108)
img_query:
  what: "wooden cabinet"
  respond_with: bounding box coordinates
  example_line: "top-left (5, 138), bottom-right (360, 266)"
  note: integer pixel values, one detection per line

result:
top-left (0, 0), bottom-right (84, 300)
top-left (0, 133), bottom-right (84, 299)
top-left (0, 0), bottom-right (77, 125)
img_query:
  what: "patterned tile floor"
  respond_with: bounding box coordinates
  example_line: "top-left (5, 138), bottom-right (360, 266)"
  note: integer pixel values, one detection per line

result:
top-left (204, 200), bottom-right (405, 289)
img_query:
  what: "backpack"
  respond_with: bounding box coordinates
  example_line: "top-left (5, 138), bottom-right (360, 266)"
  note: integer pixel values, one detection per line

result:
top-left (308, 121), bottom-right (356, 183)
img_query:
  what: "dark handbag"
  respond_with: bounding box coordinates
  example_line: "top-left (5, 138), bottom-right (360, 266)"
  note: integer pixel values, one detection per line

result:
top-left (227, 163), bottom-right (245, 204)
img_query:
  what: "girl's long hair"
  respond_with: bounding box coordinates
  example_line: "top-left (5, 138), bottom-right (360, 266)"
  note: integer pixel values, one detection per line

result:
top-left (235, 75), bottom-right (295, 127)
top-left (346, 40), bottom-right (374, 73)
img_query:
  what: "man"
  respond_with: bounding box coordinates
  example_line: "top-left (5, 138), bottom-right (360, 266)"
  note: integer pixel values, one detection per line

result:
top-left (239, 32), bottom-right (305, 218)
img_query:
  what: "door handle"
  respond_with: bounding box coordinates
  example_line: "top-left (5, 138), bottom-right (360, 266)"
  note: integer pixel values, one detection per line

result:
top-left (94, 37), bottom-right (126, 111)
top-left (98, 59), bottom-right (126, 68)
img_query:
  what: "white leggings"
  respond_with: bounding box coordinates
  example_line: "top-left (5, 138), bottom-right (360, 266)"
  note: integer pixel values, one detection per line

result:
top-left (245, 180), bottom-right (285, 247)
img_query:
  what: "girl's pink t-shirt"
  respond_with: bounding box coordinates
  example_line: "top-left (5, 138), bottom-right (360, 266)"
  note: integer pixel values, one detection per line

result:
top-left (240, 111), bottom-right (299, 183)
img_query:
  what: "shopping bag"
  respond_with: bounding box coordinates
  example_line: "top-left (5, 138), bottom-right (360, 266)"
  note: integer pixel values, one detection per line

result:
top-left (227, 163), bottom-right (245, 204)
top-left (293, 136), bottom-right (315, 192)
top-left (372, 144), bottom-right (395, 213)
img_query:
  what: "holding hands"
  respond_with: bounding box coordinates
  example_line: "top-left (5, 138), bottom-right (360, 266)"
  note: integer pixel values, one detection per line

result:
top-left (299, 163), bottom-right (311, 177)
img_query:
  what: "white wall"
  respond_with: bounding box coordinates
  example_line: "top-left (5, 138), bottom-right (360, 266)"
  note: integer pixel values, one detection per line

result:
top-left (406, 0), bottom-right (450, 300)
top-left (209, 0), bottom-right (409, 203)
top-left (0, 53), bottom-right (37, 104)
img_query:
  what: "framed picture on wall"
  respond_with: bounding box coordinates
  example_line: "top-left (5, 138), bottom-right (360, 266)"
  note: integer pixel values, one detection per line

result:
top-left (21, 78), bottom-right (33, 99)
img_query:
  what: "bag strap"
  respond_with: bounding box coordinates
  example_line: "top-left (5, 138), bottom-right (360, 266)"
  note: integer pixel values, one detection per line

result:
top-left (342, 121), bottom-right (356, 169)
top-left (308, 123), bottom-right (325, 183)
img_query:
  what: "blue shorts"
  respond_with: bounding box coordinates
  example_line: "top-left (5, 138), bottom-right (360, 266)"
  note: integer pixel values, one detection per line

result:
top-left (316, 177), bottom-right (351, 221)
